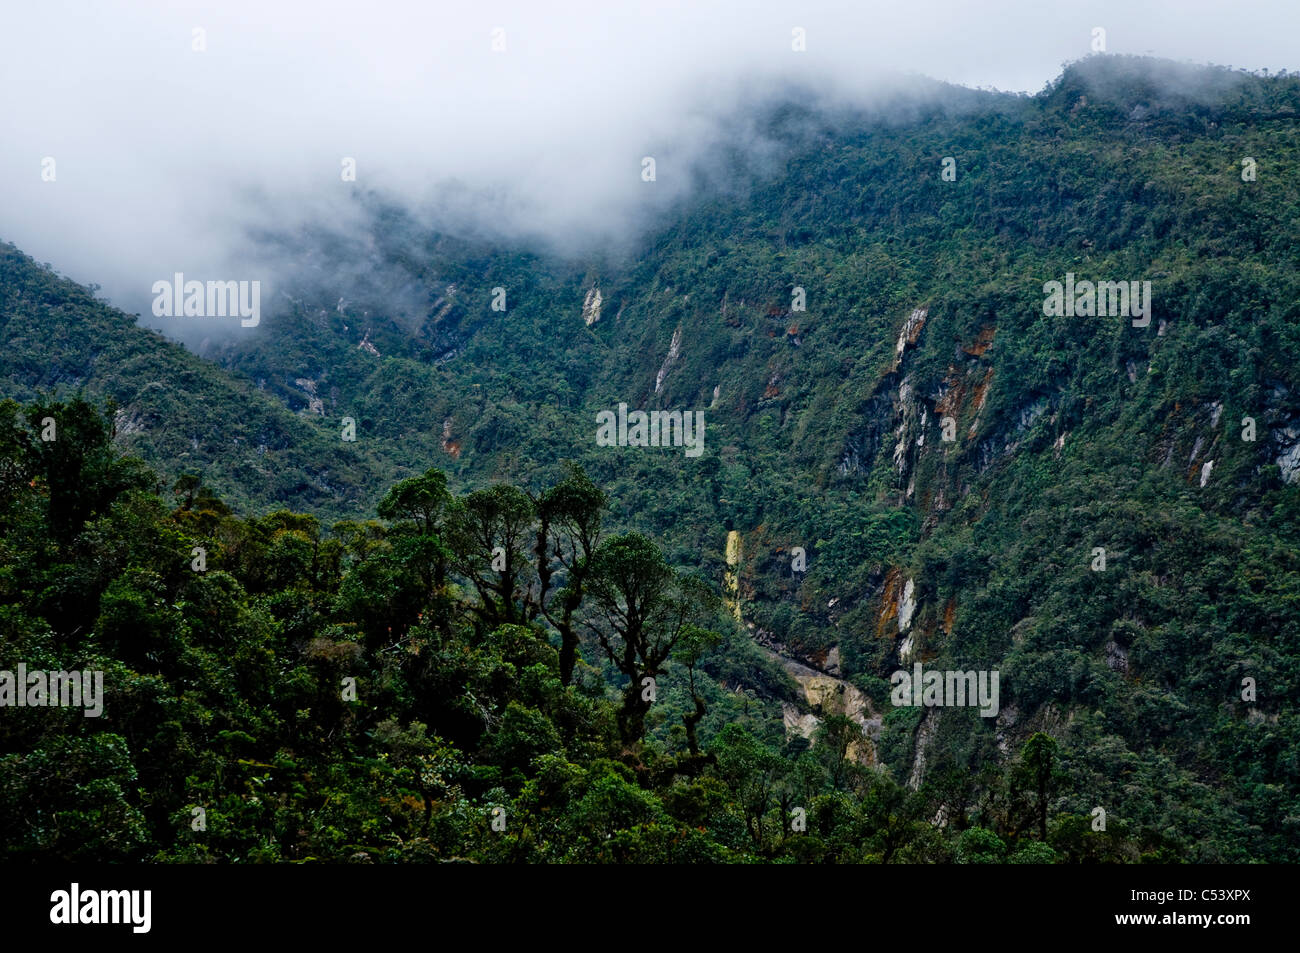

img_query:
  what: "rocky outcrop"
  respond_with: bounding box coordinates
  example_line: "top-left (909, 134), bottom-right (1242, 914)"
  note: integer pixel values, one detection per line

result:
top-left (1278, 429), bottom-right (1300, 484)
top-left (1272, 408), bottom-right (1300, 485)
top-left (441, 417), bottom-right (461, 459)
top-left (907, 708), bottom-right (937, 789)
top-left (763, 646), bottom-right (880, 764)
top-left (654, 326), bottom-right (682, 394)
top-left (293, 378), bottom-right (325, 416)
top-left (724, 530), bottom-right (742, 621)
top-left (838, 307), bottom-right (929, 479)
top-left (582, 288), bottom-right (602, 326)
top-left (896, 576), bottom-right (918, 662)
top-left (891, 308), bottom-right (927, 372)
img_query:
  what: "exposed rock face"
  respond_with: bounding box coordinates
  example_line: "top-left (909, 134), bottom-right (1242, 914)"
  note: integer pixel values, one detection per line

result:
top-left (891, 308), bottom-right (927, 372)
top-left (875, 568), bottom-right (904, 638)
top-left (843, 308), bottom-right (1010, 528)
top-left (1105, 639), bottom-right (1129, 673)
top-left (114, 407), bottom-right (147, 436)
top-left (995, 703), bottom-right (1019, 755)
top-left (748, 622), bottom-right (879, 763)
top-left (840, 307), bottom-right (930, 479)
top-left (430, 297), bottom-right (454, 324)
top-left (294, 378), bottom-right (325, 415)
top-left (897, 576), bottom-right (918, 662)
top-left (654, 326), bottom-right (683, 394)
top-left (1017, 399), bottom-right (1047, 432)
top-left (1262, 383), bottom-right (1300, 483)
top-left (766, 649), bottom-right (880, 764)
top-left (892, 376), bottom-right (920, 486)
top-left (782, 703), bottom-right (821, 740)
top-left (724, 530), bottom-right (742, 621)
top-left (441, 417), bottom-right (461, 459)
top-left (582, 288), bottom-right (602, 326)
top-left (875, 568), bottom-right (920, 661)
top-left (898, 577), bottom-right (917, 633)
top-left (908, 709), bottom-right (937, 789)
top-left (1276, 424), bottom-right (1300, 484)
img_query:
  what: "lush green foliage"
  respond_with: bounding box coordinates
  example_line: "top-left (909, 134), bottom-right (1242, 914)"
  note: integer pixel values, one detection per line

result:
top-left (4, 56), bottom-right (1299, 861)
top-left (1, 398), bottom-right (1174, 862)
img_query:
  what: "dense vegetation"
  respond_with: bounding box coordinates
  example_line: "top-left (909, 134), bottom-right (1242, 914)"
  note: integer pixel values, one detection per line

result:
top-left (3, 397), bottom-right (1158, 862)
top-left (3, 55), bottom-right (1299, 861)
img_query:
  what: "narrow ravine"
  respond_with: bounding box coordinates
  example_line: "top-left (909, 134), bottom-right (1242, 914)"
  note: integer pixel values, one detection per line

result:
top-left (754, 634), bottom-right (881, 765)
top-left (727, 529), bottom-right (881, 763)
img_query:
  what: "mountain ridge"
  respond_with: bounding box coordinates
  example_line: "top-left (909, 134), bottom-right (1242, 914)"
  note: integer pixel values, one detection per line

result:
top-left (4, 54), bottom-right (1299, 861)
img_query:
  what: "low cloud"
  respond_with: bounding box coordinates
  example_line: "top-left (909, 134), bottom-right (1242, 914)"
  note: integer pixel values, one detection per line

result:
top-left (1, 0), bottom-right (1296, 333)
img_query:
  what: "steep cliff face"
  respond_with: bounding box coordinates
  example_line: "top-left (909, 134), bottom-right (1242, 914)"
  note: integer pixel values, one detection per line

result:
top-left (1266, 384), bottom-right (1300, 483)
top-left (725, 530), bottom-right (743, 622)
top-left (741, 247), bottom-right (1297, 803)
top-left (734, 530), bottom-right (882, 762)
top-left (12, 57), bottom-right (1299, 857)
top-left (840, 308), bottom-right (930, 483)
top-left (582, 287), bottom-right (602, 326)
top-left (655, 326), bottom-right (683, 394)
top-left (836, 308), bottom-right (1008, 520)
top-left (748, 623), bottom-right (881, 764)
top-left (773, 651), bottom-right (880, 764)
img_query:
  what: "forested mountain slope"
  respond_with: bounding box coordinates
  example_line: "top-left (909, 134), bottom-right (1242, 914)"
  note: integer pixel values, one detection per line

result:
top-left (0, 244), bottom-right (385, 519)
top-left (2, 55), bottom-right (1298, 862)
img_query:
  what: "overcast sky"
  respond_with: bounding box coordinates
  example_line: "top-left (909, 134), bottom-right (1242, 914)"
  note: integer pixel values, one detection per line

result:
top-left (2, 0), bottom-right (1297, 319)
